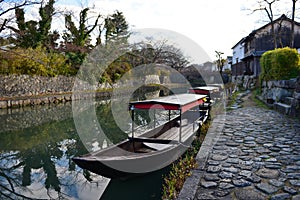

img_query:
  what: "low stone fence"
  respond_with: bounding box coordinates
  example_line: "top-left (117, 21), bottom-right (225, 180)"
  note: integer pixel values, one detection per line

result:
top-left (0, 74), bottom-right (170, 109)
top-left (0, 74), bottom-right (75, 97)
top-left (261, 78), bottom-right (297, 102)
top-left (231, 75), bottom-right (258, 90)
top-left (0, 74), bottom-right (112, 108)
top-left (231, 75), bottom-right (300, 117)
top-left (260, 77), bottom-right (300, 117)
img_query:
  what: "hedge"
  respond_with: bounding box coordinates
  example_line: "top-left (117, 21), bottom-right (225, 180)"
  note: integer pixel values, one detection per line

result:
top-left (260, 47), bottom-right (300, 82)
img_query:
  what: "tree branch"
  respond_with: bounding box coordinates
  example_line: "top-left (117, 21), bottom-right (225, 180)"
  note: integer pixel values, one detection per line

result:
top-left (0, 0), bottom-right (40, 17)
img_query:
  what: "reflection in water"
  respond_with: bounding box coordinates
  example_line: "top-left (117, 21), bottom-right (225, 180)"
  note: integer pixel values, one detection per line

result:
top-left (0, 91), bottom-right (176, 199)
top-left (101, 166), bottom-right (170, 200)
top-left (0, 114), bottom-right (109, 199)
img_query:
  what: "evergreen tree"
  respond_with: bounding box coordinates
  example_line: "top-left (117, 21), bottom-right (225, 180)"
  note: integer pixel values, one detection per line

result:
top-left (62, 8), bottom-right (100, 67)
top-left (104, 11), bottom-right (129, 43)
top-left (64, 8), bottom-right (100, 48)
top-left (38, 0), bottom-right (55, 47)
top-left (10, 0), bottom-right (56, 48)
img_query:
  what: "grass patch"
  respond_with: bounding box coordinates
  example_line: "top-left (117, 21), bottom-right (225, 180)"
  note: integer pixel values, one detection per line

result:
top-left (251, 89), bottom-right (270, 109)
top-left (226, 91), bottom-right (240, 111)
top-left (161, 121), bottom-right (211, 200)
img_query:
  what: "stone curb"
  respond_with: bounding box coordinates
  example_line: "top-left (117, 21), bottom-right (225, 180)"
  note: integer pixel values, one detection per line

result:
top-left (177, 114), bottom-right (226, 200)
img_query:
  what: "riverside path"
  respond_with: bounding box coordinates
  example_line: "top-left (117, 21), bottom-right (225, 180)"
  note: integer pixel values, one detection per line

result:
top-left (178, 91), bottom-right (300, 200)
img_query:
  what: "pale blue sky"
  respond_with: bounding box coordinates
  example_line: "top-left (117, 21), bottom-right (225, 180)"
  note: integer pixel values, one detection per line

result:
top-left (24, 0), bottom-right (300, 61)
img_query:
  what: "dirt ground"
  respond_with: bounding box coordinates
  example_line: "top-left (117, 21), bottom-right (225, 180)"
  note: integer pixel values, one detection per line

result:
top-left (241, 91), bottom-right (258, 107)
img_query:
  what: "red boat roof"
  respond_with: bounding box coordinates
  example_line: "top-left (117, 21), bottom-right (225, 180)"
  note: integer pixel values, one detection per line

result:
top-left (130, 93), bottom-right (207, 113)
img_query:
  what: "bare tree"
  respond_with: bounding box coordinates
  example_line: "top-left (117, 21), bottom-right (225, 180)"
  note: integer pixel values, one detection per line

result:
top-left (290, 0), bottom-right (298, 47)
top-left (0, 0), bottom-right (41, 33)
top-left (215, 51), bottom-right (226, 75)
top-left (253, 0), bottom-right (280, 48)
top-left (128, 40), bottom-right (190, 70)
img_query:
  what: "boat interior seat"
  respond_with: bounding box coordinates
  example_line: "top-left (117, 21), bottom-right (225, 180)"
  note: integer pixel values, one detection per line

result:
top-left (128, 136), bottom-right (176, 144)
top-left (143, 142), bottom-right (174, 151)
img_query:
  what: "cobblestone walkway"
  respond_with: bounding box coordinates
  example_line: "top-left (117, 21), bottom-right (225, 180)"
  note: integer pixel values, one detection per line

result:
top-left (179, 93), bottom-right (300, 200)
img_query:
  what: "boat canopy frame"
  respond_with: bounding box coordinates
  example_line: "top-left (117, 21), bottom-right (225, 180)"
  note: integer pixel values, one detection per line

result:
top-left (129, 93), bottom-right (207, 113)
top-left (128, 93), bottom-right (207, 143)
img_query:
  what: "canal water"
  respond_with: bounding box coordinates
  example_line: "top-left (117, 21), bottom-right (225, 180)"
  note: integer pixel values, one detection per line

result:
top-left (0, 90), bottom-right (181, 199)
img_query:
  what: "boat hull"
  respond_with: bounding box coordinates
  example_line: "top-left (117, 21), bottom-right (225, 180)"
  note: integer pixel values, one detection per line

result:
top-left (72, 130), bottom-right (196, 178)
top-left (72, 94), bottom-right (208, 178)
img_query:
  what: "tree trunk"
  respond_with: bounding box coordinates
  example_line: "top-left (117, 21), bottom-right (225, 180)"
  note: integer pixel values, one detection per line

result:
top-left (264, 5), bottom-right (277, 49)
top-left (271, 22), bottom-right (277, 48)
top-left (290, 0), bottom-right (297, 48)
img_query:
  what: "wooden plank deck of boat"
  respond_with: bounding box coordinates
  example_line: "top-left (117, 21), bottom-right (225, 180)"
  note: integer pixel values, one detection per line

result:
top-left (156, 119), bottom-right (198, 142)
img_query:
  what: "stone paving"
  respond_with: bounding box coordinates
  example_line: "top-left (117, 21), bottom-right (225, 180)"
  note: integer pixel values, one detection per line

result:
top-left (178, 92), bottom-right (300, 200)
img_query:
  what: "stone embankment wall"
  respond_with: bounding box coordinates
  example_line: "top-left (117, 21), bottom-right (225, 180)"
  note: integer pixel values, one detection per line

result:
top-left (232, 75), bottom-right (257, 90)
top-left (1, 75), bottom-right (75, 97)
top-left (261, 78), bottom-right (297, 102)
top-left (0, 74), bottom-right (169, 109)
top-left (260, 76), bottom-right (300, 117)
top-left (0, 75), bottom-right (76, 108)
top-left (232, 74), bottom-right (300, 117)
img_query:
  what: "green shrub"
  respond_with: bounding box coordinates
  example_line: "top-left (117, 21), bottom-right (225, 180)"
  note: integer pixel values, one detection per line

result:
top-left (161, 121), bottom-right (210, 200)
top-left (162, 151), bottom-right (197, 200)
top-left (260, 50), bottom-right (274, 82)
top-left (0, 46), bottom-right (77, 76)
top-left (260, 47), bottom-right (300, 82)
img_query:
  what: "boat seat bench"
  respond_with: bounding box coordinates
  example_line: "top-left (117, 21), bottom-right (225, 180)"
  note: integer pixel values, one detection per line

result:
top-left (128, 136), bottom-right (178, 144)
top-left (143, 142), bottom-right (175, 151)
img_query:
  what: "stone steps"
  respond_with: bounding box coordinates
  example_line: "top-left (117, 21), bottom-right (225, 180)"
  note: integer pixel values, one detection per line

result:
top-left (274, 102), bottom-right (291, 115)
top-left (274, 96), bottom-right (298, 115)
top-left (283, 97), bottom-right (294, 105)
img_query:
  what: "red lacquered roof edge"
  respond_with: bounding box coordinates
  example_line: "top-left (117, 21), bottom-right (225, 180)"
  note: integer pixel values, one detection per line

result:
top-left (129, 93), bottom-right (207, 113)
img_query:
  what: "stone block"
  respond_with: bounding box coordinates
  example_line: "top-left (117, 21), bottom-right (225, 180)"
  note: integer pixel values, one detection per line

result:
top-left (272, 88), bottom-right (293, 102)
top-left (0, 101), bottom-right (7, 108)
top-left (273, 79), bottom-right (296, 89)
top-left (41, 97), bottom-right (49, 104)
top-left (283, 97), bottom-right (294, 105)
top-left (7, 100), bottom-right (11, 107)
top-left (267, 81), bottom-right (274, 89)
top-left (273, 80), bottom-right (279, 87)
top-left (177, 169), bottom-right (202, 200)
top-left (290, 97), bottom-right (300, 117)
top-left (11, 100), bottom-right (20, 107)
top-left (160, 75), bottom-right (170, 84)
top-left (288, 78), bottom-right (297, 89)
top-left (256, 183), bottom-right (279, 194)
top-left (65, 95), bottom-right (72, 101)
top-left (278, 80), bottom-right (288, 88)
top-left (234, 186), bottom-right (267, 200)
top-left (296, 80), bottom-right (300, 93)
top-left (294, 92), bottom-right (300, 100)
top-left (23, 99), bottom-right (30, 106)
top-left (144, 75), bottom-right (160, 84)
top-left (274, 102), bottom-right (291, 115)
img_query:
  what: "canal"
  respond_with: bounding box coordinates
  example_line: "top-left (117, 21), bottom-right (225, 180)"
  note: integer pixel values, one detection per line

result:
top-left (0, 90), bottom-right (180, 199)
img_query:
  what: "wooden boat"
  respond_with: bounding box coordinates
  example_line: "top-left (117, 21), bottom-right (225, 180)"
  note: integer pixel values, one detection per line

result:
top-left (188, 86), bottom-right (219, 97)
top-left (188, 86), bottom-right (219, 122)
top-left (72, 93), bottom-right (208, 178)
